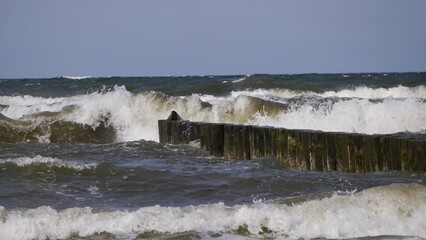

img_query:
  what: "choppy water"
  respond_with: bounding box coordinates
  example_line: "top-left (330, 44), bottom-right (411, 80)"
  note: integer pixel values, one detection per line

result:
top-left (0, 73), bottom-right (425, 239)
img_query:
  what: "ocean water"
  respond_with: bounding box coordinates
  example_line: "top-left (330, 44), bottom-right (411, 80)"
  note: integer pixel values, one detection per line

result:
top-left (0, 73), bottom-right (425, 239)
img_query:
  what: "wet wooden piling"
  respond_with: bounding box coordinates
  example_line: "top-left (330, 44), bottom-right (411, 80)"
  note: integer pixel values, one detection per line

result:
top-left (158, 112), bottom-right (426, 172)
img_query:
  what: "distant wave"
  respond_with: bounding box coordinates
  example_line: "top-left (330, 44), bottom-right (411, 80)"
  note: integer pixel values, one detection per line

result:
top-left (232, 74), bottom-right (251, 83)
top-left (1, 183), bottom-right (425, 240)
top-left (60, 76), bottom-right (94, 80)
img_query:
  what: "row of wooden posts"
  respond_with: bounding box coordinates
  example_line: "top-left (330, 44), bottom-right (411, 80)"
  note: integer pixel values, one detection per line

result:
top-left (158, 111), bottom-right (425, 172)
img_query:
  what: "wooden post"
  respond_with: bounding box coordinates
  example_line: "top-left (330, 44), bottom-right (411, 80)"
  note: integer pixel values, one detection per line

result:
top-left (158, 111), bottom-right (426, 172)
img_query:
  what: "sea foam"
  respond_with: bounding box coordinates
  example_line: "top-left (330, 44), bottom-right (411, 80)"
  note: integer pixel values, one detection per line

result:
top-left (320, 85), bottom-right (426, 99)
top-left (0, 183), bottom-right (425, 240)
top-left (250, 97), bottom-right (426, 134)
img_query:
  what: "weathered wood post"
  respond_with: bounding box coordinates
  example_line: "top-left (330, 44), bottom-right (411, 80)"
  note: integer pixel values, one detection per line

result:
top-left (158, 111), bottom-right (198, 144)
top-left (200, 123), bottom-right (225, 157)
top-left (158, 111), bottom-right (426, 172)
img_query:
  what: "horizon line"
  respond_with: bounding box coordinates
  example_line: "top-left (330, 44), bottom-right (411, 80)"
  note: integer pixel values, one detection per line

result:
top-left (1, 70), bottom-right (426, 80)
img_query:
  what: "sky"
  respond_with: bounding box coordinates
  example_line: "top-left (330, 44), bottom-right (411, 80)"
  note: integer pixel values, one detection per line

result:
top-left (1, 0), bottom-right (426, 78)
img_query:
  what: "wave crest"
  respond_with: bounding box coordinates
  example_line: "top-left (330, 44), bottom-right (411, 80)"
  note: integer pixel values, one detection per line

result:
top-left (0, 183), bottom-right (425, 239)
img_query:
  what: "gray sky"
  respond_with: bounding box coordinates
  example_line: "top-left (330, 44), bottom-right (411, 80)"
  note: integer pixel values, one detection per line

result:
top-left (1, 0), bottom-right (426, 78)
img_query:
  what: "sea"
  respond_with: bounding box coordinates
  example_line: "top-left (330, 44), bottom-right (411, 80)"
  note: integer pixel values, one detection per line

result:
top-left (0, 73), bottom-right (425, 240)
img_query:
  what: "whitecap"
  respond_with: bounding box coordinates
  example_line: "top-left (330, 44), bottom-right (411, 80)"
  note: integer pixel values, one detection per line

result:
top-left (0, 183), bottom-right (425, 240)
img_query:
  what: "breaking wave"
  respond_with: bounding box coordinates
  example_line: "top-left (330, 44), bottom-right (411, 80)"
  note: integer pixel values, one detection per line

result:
top-left (0, 183), bottom-right (425, 239)
top-left (249, 97), bottom-right (426, 134)
top-left (0, 85), bottom-right (425, 143)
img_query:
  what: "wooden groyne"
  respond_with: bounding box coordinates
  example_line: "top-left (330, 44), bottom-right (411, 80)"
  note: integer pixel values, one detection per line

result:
top-left (158, 111), bottom-right (426, 172)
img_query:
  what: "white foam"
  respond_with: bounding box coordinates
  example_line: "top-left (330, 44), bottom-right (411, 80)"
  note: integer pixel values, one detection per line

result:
top-left (230, 89), bottom-right (294, 104)
top-left (0, 183), bottom-right (425, 240)
top-left (0, 95), bottom-right (68, 119)
top-left (220, 85), bottom-right (426, 104)
top-left (0, 156), bottom-right (98, 171)
top-left (321, 85), bottom-right (426, 99)
top-left (61, 76), bottom-right (94, 80)
top-left (250, 98), bottom-right (426, 134)
top-left (248, 85), bottom-right (426, 100)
